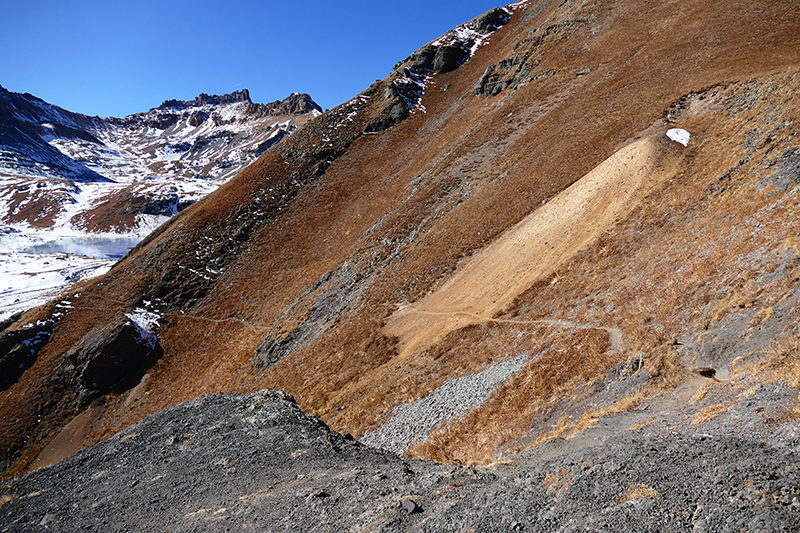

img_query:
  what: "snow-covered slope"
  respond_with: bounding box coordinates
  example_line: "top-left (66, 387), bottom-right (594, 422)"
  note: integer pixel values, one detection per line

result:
top-left (0, 87), bottom-right (321, 319)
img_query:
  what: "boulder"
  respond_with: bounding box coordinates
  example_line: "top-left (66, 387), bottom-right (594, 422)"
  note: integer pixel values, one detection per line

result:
top-left (61, 315), bottom-right (158, 400)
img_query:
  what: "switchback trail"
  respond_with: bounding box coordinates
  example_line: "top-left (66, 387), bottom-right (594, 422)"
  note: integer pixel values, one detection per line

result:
top-left (398, 308), bottom-right (625, 354)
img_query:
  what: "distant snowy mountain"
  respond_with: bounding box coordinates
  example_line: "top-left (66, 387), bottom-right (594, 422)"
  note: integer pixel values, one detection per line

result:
top-left (0, 86), bottom-right (321, 319)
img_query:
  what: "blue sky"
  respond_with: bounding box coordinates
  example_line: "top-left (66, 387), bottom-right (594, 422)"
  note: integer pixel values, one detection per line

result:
top-left (2, 1), bottom-right (504, 117)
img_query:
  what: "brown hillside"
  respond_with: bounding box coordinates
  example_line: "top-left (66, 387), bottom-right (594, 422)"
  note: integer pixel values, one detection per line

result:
top-left (2, 0), bottom-right (800, 477)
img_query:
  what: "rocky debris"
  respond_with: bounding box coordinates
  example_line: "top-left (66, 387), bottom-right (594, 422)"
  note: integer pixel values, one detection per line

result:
top-left (2, 390), bottom-right (800, 532)
top-left (360, 352), bottom-right (529, 454)
top-left (0, 391), bottom-right (484, 532)
top-left (400, 497), bottom-right (422, 514)
top-left (770, 147), bottom-right (800, 190)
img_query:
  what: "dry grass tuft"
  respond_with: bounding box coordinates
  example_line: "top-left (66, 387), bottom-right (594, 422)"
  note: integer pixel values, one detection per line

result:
top-left (749, 307), bottom-right (775, 330)
top-left (617, 484), bottom-right (659, 501)
top-left (526, 388), bottom-right (649, 448)
top-left (692, 401), bottom-right (735, 424)
top-left (628, 417), bottom-right (658, 431)
top-left (690, 382), bottom-right (713, 405)
top-left (644, 349), bottom-right (689, 390)
top-left (0, 493), bottom-right (17, 507)
top-left (761, 332), bottom-right (800, 389)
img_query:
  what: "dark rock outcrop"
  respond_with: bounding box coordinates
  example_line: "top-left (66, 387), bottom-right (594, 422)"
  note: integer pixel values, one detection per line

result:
top-left (0, 318), bottom-right (52, 391)
top-left (366, 7), bottom-right (512, 133)
top-left (158, 89), bottom-right (253, 110)
top-left (187, 110), bottom-right (207, 127)
top-left (59, 315), bottom-right (158, 404)
top-left (247, 92), bottom-right (323, 118)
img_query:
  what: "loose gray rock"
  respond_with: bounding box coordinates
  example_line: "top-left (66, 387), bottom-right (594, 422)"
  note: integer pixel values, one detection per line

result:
top-left (3, 389), bottom-right (799, 532)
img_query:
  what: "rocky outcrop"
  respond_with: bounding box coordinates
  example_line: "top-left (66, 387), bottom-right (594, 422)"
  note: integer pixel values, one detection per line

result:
top-left (58, 315), bottom-right (158, 405)
top-left (474, 17), bottom-right (592, 96)
top-left (158, 89), bottom-right (253, 110)
top-left (248, 92), bottom-right (324, 118)
top-left (187, 109), bottom-right (208, 127)
top-left (0, 315), bottom-right (52, 391)
top-left (367, 7), bottom-right (513, 133)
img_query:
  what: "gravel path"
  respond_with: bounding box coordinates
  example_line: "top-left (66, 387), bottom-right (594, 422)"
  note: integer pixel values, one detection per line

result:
top-left (360, 352), bottom-right (529, 454)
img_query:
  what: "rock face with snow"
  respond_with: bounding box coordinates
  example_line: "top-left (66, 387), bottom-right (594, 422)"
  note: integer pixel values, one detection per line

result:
top-left (0, 86), bottom-right (321, 230)
top-left (0, 87), bottom-right (321, 319)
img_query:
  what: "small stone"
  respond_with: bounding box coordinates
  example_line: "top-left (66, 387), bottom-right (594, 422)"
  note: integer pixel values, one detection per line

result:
top-left (305, 490), bottom-right (330, 505)
top-left (400, 497), bottom-right (421, 514)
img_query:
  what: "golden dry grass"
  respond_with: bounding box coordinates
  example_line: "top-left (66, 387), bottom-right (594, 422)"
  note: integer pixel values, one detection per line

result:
top-left (749, 307), bottom-right (776, 330)
top-left (761, 333), bottom-right (800, 390)
top-left (617, 484), bottom-right (659, 502)
top-left (521, 387), bottom-right (650, 450)
top-left (692, 401), bottom-right (735, 425)
top-left (385, 134), bottom-right (687, 358)
top-left (0, 493), bottom-right (17, 508)
top-left (407, 327), bottom-right (612, 464)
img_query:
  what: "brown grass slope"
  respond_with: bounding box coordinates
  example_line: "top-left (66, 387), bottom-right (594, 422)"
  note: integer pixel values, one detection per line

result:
top-left (2, 0), bottom-right (800, 476)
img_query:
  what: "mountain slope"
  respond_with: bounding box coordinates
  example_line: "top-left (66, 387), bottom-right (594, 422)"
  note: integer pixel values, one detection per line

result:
top-left (0, 88), bottom-right (321, 320)
top-left (2, 3), bottom-right (800, 517)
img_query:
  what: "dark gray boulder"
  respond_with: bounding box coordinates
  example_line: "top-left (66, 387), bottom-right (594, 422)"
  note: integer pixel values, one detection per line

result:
top-left (60, 314), bottom-right (158, 403)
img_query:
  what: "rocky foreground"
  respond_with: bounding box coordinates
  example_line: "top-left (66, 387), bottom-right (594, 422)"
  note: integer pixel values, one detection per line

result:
top-left (2, 390), bottom-right (799, 532)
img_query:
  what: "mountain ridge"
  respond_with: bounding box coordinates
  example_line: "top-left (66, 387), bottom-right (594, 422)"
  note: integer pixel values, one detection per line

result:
top-left (0, 86), bottom-right (321, 320)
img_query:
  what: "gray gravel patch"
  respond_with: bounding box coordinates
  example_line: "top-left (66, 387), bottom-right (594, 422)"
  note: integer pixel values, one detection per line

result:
top-left (360, 352), bottom-right (529, 454)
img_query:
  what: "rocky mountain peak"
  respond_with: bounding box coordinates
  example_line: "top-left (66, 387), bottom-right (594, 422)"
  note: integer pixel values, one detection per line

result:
top-left (247, 92), bottom-right (323, 119)
top-left (157, 88), bottom-right (252, 110)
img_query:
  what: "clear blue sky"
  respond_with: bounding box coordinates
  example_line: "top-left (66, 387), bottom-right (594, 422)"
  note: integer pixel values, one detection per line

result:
top-left (2, 1), bottom-right (504, 117)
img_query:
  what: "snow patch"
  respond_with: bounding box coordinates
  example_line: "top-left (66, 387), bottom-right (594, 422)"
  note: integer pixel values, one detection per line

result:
top-left (667, 128), bottom-right (691, 146)
top-left (125, 307), bottom-right (160, 350)
top-left (1, 92), bottom-right (319, 320)
top-left (506, 0), bottom-right (530, 11)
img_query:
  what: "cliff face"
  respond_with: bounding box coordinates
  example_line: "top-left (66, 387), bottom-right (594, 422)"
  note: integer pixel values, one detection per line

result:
top-left (2, 4), bottom-right (800, 527)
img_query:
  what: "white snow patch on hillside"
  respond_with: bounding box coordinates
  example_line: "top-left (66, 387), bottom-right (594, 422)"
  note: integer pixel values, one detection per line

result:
top-left (125, 307), bottom-right (160, 349)
top-left (667, 128), bottom-right (691, 146)
top-left (0, 248), bottom-right (113, 321)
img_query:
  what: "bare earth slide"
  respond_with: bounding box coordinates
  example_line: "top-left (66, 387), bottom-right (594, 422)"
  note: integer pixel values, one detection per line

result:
top-left (385, 132), bottom-right (687, 357)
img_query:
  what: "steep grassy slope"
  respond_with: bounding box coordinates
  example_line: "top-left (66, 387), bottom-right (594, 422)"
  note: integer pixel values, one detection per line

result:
top-left (3, 0), bottom-right (800, 479)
